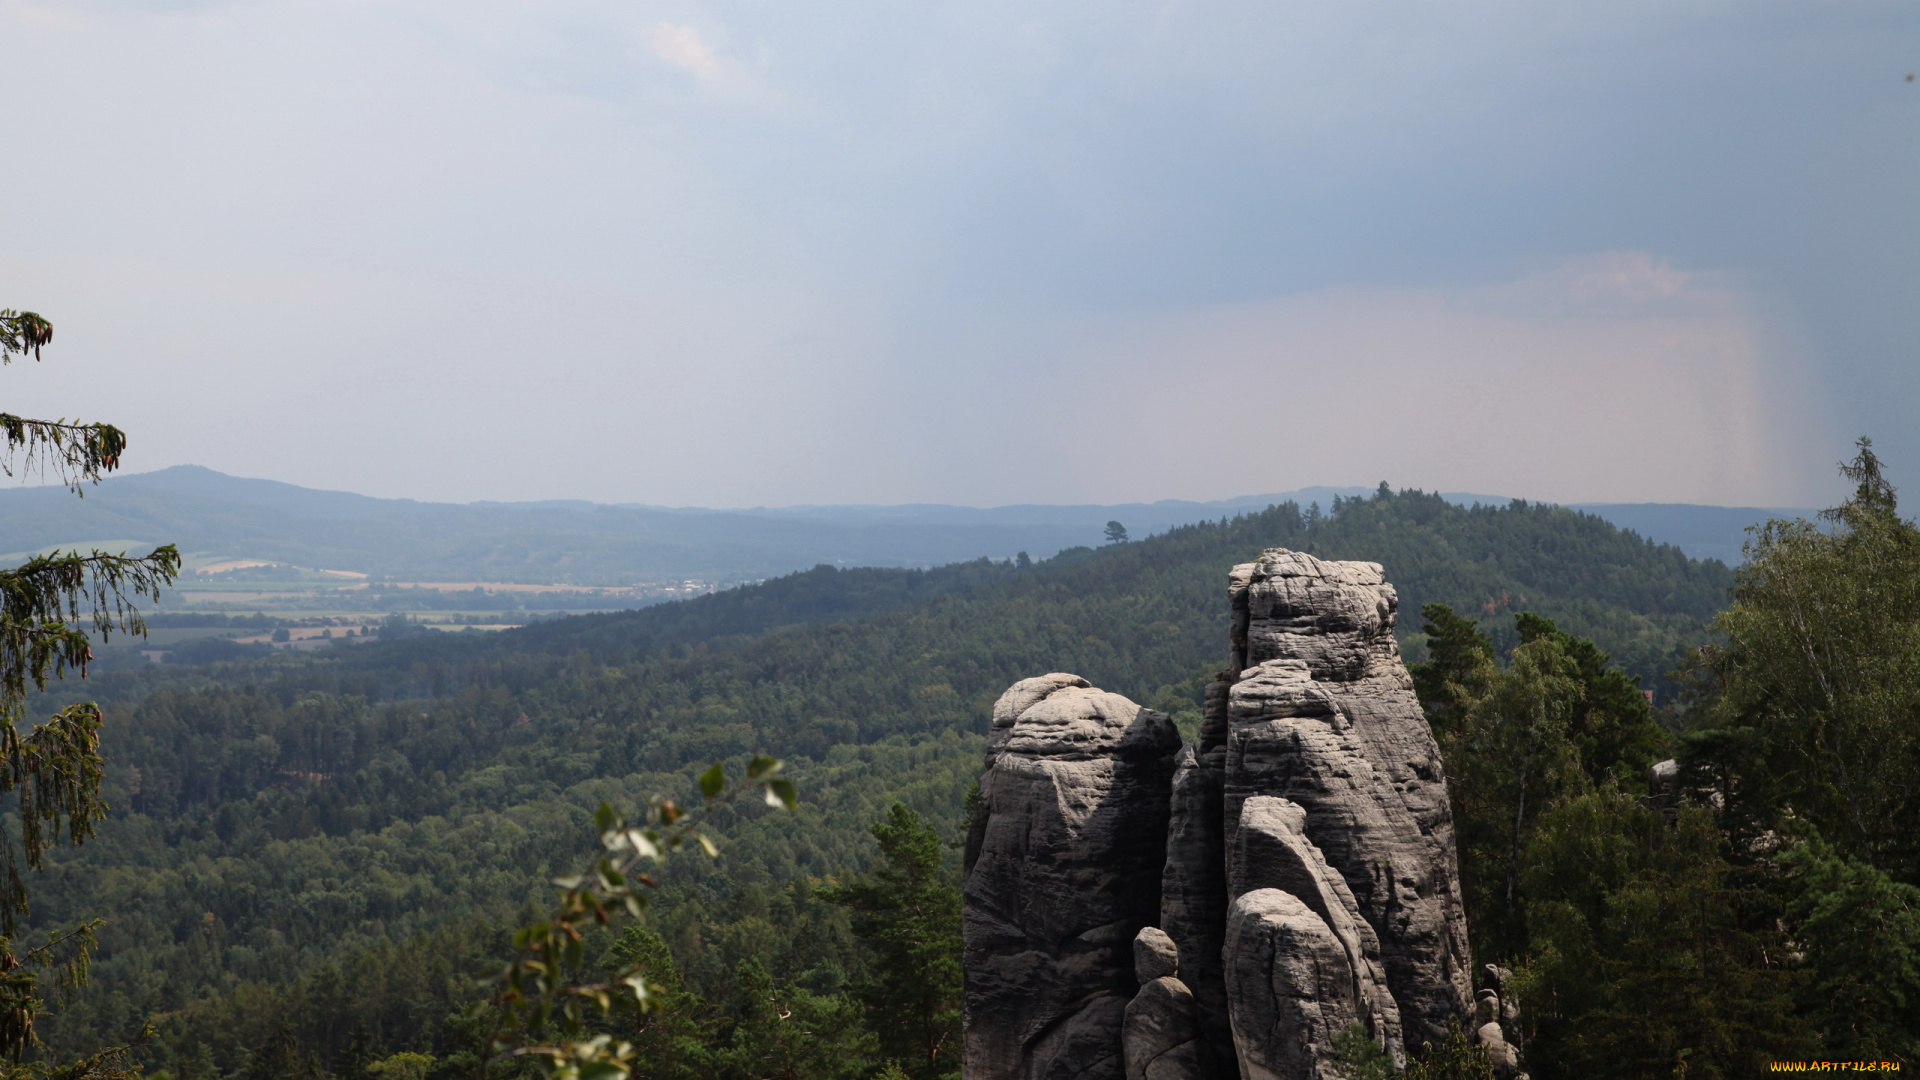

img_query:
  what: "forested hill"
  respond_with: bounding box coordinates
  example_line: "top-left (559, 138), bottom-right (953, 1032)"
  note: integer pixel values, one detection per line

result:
top-left (2, 465), bottom-right (1788, 587)
top-left (33, 489), bottom-right (1732, 1073)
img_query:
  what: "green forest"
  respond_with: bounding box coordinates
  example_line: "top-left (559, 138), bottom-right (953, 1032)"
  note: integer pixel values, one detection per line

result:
top-left (8, 469), bottom-right (1915, 1078)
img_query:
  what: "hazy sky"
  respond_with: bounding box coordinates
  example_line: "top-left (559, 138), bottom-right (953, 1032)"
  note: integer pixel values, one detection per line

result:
top-left (0, 0), bottom-right (1913, 507)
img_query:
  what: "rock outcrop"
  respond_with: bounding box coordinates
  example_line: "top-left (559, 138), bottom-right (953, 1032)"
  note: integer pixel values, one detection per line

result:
top-left (1223, 888), bottom-right (1365, 1080)
top-left (1123, 928), bottom-right (1205, 1080)
top-left (963, 674), bottom-right (1184, 1080)
top-left (1225, 550), bottom-right (1472, 1047)
top-left (964, 548), bottom-right (1474, 1080)
top-left (1159, 742), bottom-right (1234, 1076)
top-left (1228, 796), bottom-right (1402, 1065)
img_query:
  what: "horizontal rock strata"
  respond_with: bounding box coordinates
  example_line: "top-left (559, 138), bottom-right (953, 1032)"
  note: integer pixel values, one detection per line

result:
top-left (1123, 928), bottom-right (1205, 1080)
top-left (964, 674), bottom-right (1183, 1080)
top-left (964, 548), bottom-right (1474, 1080)
top-left (1225, 550), bottom-right (1472, 1048)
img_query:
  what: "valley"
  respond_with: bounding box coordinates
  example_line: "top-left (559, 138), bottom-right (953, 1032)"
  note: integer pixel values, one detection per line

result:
top-left (18, 488), bottom-right (1746, 1076)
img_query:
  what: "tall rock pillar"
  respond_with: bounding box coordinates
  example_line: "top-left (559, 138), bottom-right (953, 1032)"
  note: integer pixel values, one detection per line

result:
top-left (1222, 550), bottom-right (1472, 1049)
top-left (963, 673), bottom-right (1184, 1080)
top-left (1157, 676), bottom-right (1237, 1078)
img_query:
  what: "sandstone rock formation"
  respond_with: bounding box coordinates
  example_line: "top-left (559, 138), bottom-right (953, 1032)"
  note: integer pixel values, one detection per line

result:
top-left (1224, 550), bottom-right (1473, 1047)
top-left (963, 674), bottom-right (1184, 1080)
top-left (1227, 796), bottom-right (1402, 1064)
top-left (1223, 888), bottom-right (1367, 1080)
top-left (1123, 928), bottom-right (1205, 1080)
top-left (964, 548), bottom-right (1474, 1080)
top-left (1159, 742), bottom-right (1234, 1076)
top-left (1472, 993), bottom-right (1521, 1076)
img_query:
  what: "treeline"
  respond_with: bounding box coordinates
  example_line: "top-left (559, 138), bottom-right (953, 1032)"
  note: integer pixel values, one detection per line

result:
top-left (130, 804), bottom-right (966, 1080)
top-left (1409, 444), bottom-right (1920, 1074)
top-left (25, 489), bottom-right (1737, 1074)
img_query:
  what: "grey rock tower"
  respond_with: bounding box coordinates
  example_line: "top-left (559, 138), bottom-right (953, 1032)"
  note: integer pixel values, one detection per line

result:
top-left (1122, 927), bottom-right (1205, 1080)
top-left (963, 674), bottom-right (1184, 1080)
top-left (1223, 551), bottom-right (1471, 1049)
top-left (962, 550), bottom-right (1472, 1080)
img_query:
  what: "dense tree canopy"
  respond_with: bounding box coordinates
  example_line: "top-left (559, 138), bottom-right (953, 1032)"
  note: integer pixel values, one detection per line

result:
top-left (10, 483), bottom-right (1746, 1076)
top-left (0, 307), bottom-right (180, 1078)
top-left (1410, 442), bottom-right (1920, 1075)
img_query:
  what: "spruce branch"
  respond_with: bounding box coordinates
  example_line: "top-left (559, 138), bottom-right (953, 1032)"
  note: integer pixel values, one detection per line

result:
top-left (0, 313), bottom-right (51, 365)
top-left (0, 304), bottom-right (168, 1076)
top-left (0, 311), bottom-right (126, 493)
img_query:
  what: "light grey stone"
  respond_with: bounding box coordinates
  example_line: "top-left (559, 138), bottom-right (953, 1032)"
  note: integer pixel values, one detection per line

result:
top-left (1125, 976), bottom-right (1206, 1080)
top-left (964, 675), bottom-right (1184, 1080)
top-left (1229, 796), bottom-right (1403, 1067)
top-left (1648, 758), bottom-right (1680, 826)
top-left (1223, 549), bottom-right (1472, 1049)
top-left (1474, 1022), bottom-right (1520, 1075)
top-left (1223, 888), bottom-right (1360, 1080)
top-left (1124, 929), bottom-right (1206, 1080)
top-left (987, 672), bottom-right (1093, 765)
top-left (963, 548), bottom-right (1476, 1079)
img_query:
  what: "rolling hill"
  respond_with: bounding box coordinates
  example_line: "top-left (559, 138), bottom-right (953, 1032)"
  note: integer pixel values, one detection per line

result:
top-left (19, 488), bottom-right (1741, 1073)
top-left (0, 467), bottom-right (1801, 593)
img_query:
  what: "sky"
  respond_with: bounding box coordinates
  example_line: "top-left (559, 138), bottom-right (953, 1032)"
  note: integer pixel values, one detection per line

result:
top-left (0, 0), bottom-right (1913, 508)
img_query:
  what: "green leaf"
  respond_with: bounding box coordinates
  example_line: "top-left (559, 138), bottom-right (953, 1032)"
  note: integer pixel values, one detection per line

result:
top-left (698, 762), bottom-right (725, 801)
top-left (593, 802), bottom-right (617, 833)
top-left (747, 754), bottom-right (781, 779)
top-left (578, 1062), bottom-right (629, 1080)
top-left (765, 778), bottom-right (798, 810)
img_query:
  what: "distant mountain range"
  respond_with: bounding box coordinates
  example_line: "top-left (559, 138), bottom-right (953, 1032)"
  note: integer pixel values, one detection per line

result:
top-left (0, 465), bottom-right (1808, 583)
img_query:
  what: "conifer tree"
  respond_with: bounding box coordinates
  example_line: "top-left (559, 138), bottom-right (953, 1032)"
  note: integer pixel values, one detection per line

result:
top-left (1410, 603), bottom-right (1497, 738)
top-left (607, 928), bottom-right (708, 1080)
top-left (0, 309), bottom-right (179, 1075)
top-left (821, 804), bottom-right (962, 1080)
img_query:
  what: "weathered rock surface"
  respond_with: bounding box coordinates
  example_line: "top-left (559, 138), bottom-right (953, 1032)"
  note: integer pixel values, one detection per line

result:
top-left (987, 673), bottom-right (1093, 762)
top-left (1224, 550), bottom-right (1472, 1047)
top-left (1124, 928), bottom-right (1205, 1080)
top-left (1229, 796), bottom-right (1402, 1065)
top-left (1648, 757), bottom-right (1681, 826)
top-left (963, 548), bottom-right (1474, 1078)
top-left (1159, 746), bottom-right (1234, 1077)
top-left (963, 675), bottom-right (1184, 1080)
top-left (1135, 927), bottom-right (1181, 981)
top-left (1223, 889), bottom-right (1362, 1080)
top-left (1473, 1020), bottom-right (1520, 1076)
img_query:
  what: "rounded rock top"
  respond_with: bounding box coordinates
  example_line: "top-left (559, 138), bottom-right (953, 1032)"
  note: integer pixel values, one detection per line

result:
top-left (1133, 926), bottom-right (1179, 982)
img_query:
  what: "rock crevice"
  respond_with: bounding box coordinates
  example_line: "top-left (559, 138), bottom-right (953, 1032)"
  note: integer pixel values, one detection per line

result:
top-left (964, 549), bottom-right (1472, 1080)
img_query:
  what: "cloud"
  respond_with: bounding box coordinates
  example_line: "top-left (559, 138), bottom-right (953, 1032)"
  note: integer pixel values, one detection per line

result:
top-left (648, 23), bottom-right (722, 80)
top-left (1023, 254), bottom-right (1829, 507)
top-left (0, 2), bottom-right (91, 31)
top-left (0, 0), bottom-right (1907, 507)
top-left (641, 20), bottom-right (773, 105)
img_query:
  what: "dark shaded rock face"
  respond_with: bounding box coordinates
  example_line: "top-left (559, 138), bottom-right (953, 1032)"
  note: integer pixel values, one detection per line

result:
top-left (964, 550), bottom-right (1471, 1079)
top-left (963, 674), bottom-right (1184, 1080)
top-left (1160, 744), bottom-right (1235, 1076)
top-left (1123, 928), bottom-right (1205, 1080)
